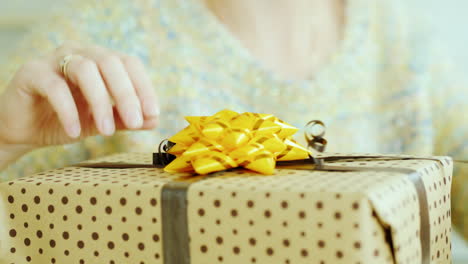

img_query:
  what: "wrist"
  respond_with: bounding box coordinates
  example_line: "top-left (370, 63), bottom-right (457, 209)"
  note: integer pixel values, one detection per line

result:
top-left (0, 140), bottom-right (34, 171)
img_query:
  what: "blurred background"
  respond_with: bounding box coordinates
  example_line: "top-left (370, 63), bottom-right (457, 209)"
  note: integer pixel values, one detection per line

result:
top-left (1, 0), bottom-right (468, 262)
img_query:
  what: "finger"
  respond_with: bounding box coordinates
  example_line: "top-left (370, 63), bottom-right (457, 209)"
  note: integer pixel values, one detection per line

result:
top-left (65, 55), bottom-right (115, 136)
top-left (120, 54), bottom-right (160, 119)
top-left (33, 70), bottom-right (81, 138)
top-left (113, 108), bottom-right (158, 131)
top-left (91, 52), bottom-right (143, 130)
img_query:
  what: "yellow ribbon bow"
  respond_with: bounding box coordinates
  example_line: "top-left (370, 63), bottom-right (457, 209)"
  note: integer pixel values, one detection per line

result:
top-left (164, 109), bottom-right (311, 175)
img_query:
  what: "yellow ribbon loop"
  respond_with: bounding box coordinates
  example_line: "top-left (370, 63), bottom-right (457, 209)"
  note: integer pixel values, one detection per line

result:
top-left (164, 109), bottom-right (312, 175)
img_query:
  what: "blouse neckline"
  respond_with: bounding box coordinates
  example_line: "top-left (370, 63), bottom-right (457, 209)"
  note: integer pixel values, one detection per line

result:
top-left (180, 0), bottom-right (372, 87)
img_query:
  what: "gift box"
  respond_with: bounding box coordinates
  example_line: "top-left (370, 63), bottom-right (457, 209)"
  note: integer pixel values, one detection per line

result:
top-left (0, 152), bottom-right (452, 264)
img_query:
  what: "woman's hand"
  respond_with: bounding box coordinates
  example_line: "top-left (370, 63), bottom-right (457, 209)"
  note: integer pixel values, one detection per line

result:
top-left (0, 41), bottom-right (159, 166)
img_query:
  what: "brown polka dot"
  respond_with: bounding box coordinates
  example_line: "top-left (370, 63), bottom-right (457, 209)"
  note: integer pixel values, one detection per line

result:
top-left (63, 215), bottom-right (68, 221)
top-left (36, 230), bottom-right (43, 238)
top-left (264, 210), bottom-right (271, 218)
top-left (108, 241), bottom-right (115, 249)
top-left (8, 195), bottom-right (14, 203)
top-left (62, 232), bottom-right (69, 240)
top-left (136, 190), bottom-right (141, 196)
top-left (64, 250), bottom-right (69, 256)
top-left (105, 189), bottom-right (111, 195)
top-left (34, 196), bottom-right (41, 204)
top-left (49, 189), bottom-right (54, 194)
top-left (198, 209), bottom-right (205, 216)
top-left (233, 246), bottom-right (240, 254)
top-left (316, 201), bottom-right (323, 209)
top-left (92, 232), bottom-right (99, 240)
top-left (352, 202), bottom-right (359, 210)
top-left (105, 206), bottom-right (112, 214)
top-left (24, 238), bottom-right (31, 246)
top-left (90, 197), bottom-right (97, 205)
top-left (21, 188), bottom-right (26, 194)
top-left (122, 233), bottom-right (129, 241)
top-left (77, 241), bottom-right (85, 249)
top-left (214, 200), bottom-right (221, 207)
top-left (336, 251), bottom-right (343, 258)
top-left (135, 207), bottom-right (143, 215)
top-left (199, 191), bottom-right (204, 197)
top-left (10, 213), bottom-right (15, 219)
top-left (23, 222), bottom-right (29, 228)
top-left (249, 238), bottom-right (256, 246)
top-left (200, 228), bottom-right (205, 234)
top-left (216, 237), bottom-right (223, 244)
top-left (247, 200), bottom-right (254, 208)
top-left (150, 198), bottom-right (157, 206)
top-left (22, 204), bottom-right (28, 212)
top-left (10, 247), bottom-right (16, 253)
top-left (266, 247), bottom-right (274, 256)
top-left (48, 205), bottom-right (54, 213)
top-left (138, 242), bottom-right (144, 250)
top-left (231, 209), bottom-right (238, 217)
top-left (119, 197), bottom-right (127, 206)
top-left (299, 211), bottom-right (306, 219)
top-left (200, 245), bottom-right (208, 253)
top-left (281, 201), bottom-right (288, 209)
top-left (318, 240), bottom-right (325, 248)
top-left (334, 212), bottom-right (342, 219)
top-left (9, 229), bottom-right (17, 237)
top-left (153, 234), bottom-right (160, 242)
top-left (354, 242), bottom-right (361, 249)
top-left (26, 256), bottom-right (31, 262)
top-left (107, 225), bottom-right (112, 231)
top-left (77, 224), bottom-right (82, 230)
top-left (301, 249), bottom-right (308, 257)
top-left (374, 249), bottom-right (379, 256)
top-left (61, 196), bottom-right (68, 205)
top-left (336, 232), bottom-right (341, 238)
top-left (76, 206), bottom-right (83, 214)
top-left (49, 240), bottom-right (56, 248)
top-left (283, 239), bottom-right (290, 247)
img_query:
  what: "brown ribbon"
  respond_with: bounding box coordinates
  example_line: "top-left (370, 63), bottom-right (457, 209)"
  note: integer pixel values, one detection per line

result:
top-left (161, 181), bottom-right (191, 264)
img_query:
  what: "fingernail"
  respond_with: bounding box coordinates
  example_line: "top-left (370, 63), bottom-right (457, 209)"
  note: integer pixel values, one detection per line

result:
top-left (127, 109), bottom-right (143, 129)
top-left (102, 118), bottom-right (115, 135)
top-left (68, 123), bottom-right (81, 138)
top-left (145, 102), bottom-right (160, 117)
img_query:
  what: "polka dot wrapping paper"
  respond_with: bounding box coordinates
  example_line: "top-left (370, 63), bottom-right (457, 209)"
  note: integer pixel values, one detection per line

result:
top-left (0, 153), bottom-right (452, 264)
